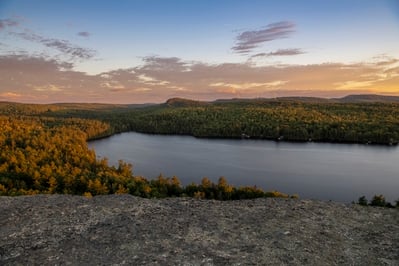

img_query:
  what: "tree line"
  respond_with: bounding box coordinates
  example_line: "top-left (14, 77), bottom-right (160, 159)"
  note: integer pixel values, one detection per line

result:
top-left (40, 99), bottom-right (399, 145)
top-left (357, 195), bottom-right (398, 208)
top-left (124, 101), bottom-right (399, 145)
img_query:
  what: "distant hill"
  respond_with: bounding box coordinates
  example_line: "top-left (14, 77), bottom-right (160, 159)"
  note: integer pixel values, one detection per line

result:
top-left (166, 94), bottom-right (399, 107)
top-left (2, 94), bottom-right (399, 110)
top-left (164, 98), bottom-right (209, 107)
top-left (210, 94), bottom-right (399, 105)
top-left (276, 96), bottom-right (332, 103)
top-left (208, 97), bottom-right (330, 105)
top-left (336, 94), bottom-right (399, 103)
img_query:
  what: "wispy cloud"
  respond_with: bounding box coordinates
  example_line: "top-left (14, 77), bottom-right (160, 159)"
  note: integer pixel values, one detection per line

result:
top-left (101, 80), bottom-right (125, 90)
top-left (0, 54), bottom-right (73, 71)
top-left (0, 18), bottom-right (19, 30)
top-left (77, 31), bottom-right (90, 37)
top-left (250, 48), bottom-right (304, 59)
top-left (137, 74), bottom-right (170, 86)
top-left (0, 92), bottom-right (22, 98)
top-left (232, 21), bottom-right (296, 54)
top-left (32, 84), bottom-right (63, 92)
top-left (210, 81), bottom-right (287, 91)
top-left (135, 88), bottom-right (152, 92)
top-left (10, 32), bottom-right (96, 60)
top-left (141, 56), bottom-right (189, 72)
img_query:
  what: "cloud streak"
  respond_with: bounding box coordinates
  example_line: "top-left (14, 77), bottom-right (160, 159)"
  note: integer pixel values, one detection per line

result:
top-left (10, 32), bottom-right (96, 60)
top-left (250, 48), bottom-right (305, 59)
top-left (232, 21), bottom-right (296, 54)
top-left (0, 18), bottom-right (19, 30)
top-left (77, 31), bottom-right (90, 37)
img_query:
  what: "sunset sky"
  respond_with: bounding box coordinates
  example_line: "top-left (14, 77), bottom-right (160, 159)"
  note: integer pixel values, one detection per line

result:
top-left (0, 0), bottom-right (398, 103)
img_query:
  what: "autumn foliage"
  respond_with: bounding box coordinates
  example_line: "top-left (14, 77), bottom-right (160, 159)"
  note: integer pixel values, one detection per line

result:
top-left (0, 111), bottom-right (292, 200)
top-left (4, 99), bottom-right (398, 201)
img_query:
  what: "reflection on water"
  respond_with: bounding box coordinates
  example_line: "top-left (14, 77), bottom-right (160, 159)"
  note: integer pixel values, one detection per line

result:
top-left (89, 132), bottom-right (399, 203)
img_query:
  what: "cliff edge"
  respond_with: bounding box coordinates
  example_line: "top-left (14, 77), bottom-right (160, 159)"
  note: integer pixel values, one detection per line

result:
top-left (1, 195), bottom-right (398, 265)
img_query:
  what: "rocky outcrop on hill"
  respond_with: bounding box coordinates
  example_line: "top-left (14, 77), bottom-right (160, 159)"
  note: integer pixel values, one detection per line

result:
top-left (1, 194), bottom-right (398, 265)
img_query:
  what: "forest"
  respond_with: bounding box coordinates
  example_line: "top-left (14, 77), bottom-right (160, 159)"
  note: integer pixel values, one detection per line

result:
top-left (42, 97), bottom-right (399, 145)
top-left (0, 103), bottom-right (293, 199)
top-left (0, 98), bottom-right (398, 206)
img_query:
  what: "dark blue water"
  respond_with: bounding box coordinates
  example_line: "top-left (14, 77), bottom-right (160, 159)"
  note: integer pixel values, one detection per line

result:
top-left (89, 132), bottom-right (399, 203)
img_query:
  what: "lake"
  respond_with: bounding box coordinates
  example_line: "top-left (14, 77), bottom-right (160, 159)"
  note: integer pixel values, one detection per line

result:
top-left (89, 132), bottom-right (399, 203)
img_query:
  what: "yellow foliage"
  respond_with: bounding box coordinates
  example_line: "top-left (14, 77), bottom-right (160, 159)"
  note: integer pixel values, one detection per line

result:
top-left (143, 185), bottom-right (151, 195)
top-left (0, 184), bottom-right (6, 194)
top-left (201, 177), bottom-right (212, 189)
top-left (170, 176), bottom-right (181, 187)
top-left (88, 179), bottom-right (109, 195)
top-left (224, 185), bottom-right (233, 194)
top-left (194, 191), bottom-right (205, 199)
top-left (115, 184), bottom-right (128, 194)
top-left (48, 176), bottom-right (57, 193)
top-left (218, 176), bottom-right (228, 188)
top-left (83, 192), bottom-right (93, 198)
top-left (268, 190), bottom-right (289, 198)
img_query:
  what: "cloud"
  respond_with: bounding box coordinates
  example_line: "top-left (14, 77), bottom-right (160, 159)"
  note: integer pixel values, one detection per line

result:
top-left (134, 56), bottom-right (399, 99)
top-left (135, 88), bottom-right (152, 92)
top-left (210, 81), bottom-right (287, 90)
top-left (109, 88), bottom-right (125, 92)
top-left (334, 80), bottom-right (377, 90)
top-left (210, 80), bottom-right (287, 96)
top-left (169, 86), bottom-right (187, 91)
top-left (137, 74), bottom-right (170, 85)
top-left (0, 92), bottom-right (22, 98)
top-left (0, 54), bottom-right (105, 102)
top-left (10, 32), bottom-right (96, 60)
top-left (250, 48), bottom-right (304, 59)
top-left (141, 56), bottom-right (189, 72)
top-left (77, 31), bottom-right (90, 37)
top-left (101, 81), bottom-right (125, 89)
top-left (0, 18), bottom-right (19, 30)
top-left (0, 54), bottom-right (73, 71)
top-left (232, 21), bottom-right (296, 54)
top-left (32, 84), bottom-right (63, 92)
top-left (1, 54), bottom-right (399, 103)
top-left (374, 57), bottom-right (399, 66)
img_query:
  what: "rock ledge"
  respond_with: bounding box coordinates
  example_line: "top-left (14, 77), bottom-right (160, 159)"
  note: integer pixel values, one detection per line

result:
top-left (1, 194), bottom-right (398, 265)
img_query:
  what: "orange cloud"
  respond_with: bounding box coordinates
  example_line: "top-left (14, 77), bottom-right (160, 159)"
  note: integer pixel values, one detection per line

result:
top-left (0, 92), bottom-right (22, 98)
top-left (1, 54), bottom-right (398, 103)
top-left (32, 84), bottom-right (63, 92)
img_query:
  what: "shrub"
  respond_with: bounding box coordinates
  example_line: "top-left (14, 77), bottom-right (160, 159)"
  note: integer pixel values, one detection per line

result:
top-left (358, 196), bottom-right (368, 206)
top-left (370, 194), bottom-right (386, 207)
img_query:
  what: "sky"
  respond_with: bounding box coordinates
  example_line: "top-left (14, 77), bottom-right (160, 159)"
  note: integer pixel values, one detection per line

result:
top-left (0, 0), bottom-right (398, 103)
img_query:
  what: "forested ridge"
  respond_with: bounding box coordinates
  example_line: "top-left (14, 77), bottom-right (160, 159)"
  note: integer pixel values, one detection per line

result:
top-left (1, 96), bottom-right (399, 202)
top-left (123, 100), bottom-right (399, 144)
top-left (36, 96), bottom-right (399, 145)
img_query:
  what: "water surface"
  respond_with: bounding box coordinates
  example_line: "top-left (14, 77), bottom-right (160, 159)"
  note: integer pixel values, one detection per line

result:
top-left (89, 132), bottom-right (399, 203)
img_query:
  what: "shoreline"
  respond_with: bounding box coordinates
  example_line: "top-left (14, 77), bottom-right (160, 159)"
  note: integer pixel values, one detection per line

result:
top-left (88, 130), bottom-right (399, 147)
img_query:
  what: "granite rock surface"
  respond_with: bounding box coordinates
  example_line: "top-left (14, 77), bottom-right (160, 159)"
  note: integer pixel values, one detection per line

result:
top-left (1, 194), bottom-right (398, 265)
